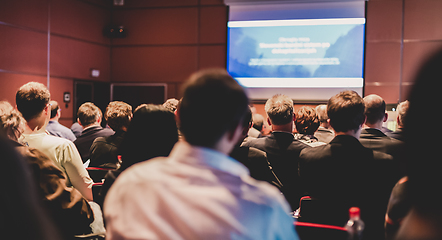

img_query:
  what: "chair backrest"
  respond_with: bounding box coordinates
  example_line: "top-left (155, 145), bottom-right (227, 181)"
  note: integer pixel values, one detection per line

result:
top-left (86, 167), bottom-right (113, 183)
top-left (295, 221), bottom-right (348, 240)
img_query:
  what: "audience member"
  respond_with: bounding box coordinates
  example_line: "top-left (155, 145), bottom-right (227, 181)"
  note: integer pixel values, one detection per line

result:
top-left (294, 106), bottom-right (325, 147)
top-left (162, 98), bottom-right (179, 113)
top-left (248, 113), bottom-right (264, 138)
top-left (46, 100), bottom-right (77, 141)
top-left (71, 121), bottom-right (83, 138)
top-left (0, 133), bottom-right (61, 240)
top-left (314, 104), bottom-right (334, 143)
top-left (385, 176), bottom-right (410, 240)
top-left (298, 90), bottom-right (396, 240)
top-left (230, 107), bottom-right (280, 188)
top-left (89, 101), bottom-right (132, 168)
top-left (16, 82), bottom-right (93, 201)
top-left (360, 94), bottom-right (404, 176)
top-left (0, 100), bottom-right (103, 238)
top-left (97, 104), bottom-right (178, 206)
top-left (104, 69), bottom-right (298, 239)
top-left (395, 49), bottom-right (442, 240)
top-left (74, 102), bottom-right (114, 162)
top-left (386, 100), bottom-right (409, 141)
top-left (242, 94), bottom-right (310, 211)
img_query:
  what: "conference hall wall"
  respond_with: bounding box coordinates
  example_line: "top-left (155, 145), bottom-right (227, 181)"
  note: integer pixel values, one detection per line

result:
top-left (2, 0), bottom-right (442, 124)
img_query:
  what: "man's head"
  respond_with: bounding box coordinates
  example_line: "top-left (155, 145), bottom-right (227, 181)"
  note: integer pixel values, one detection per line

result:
top-left (178, 69), bottom-right (249, 149)
top-left (77, 102), bottom-right (102, 128)
top-left (105, 101), bottom-right (132, 131)
top-left (315, 104), bottom-right (329, 125)
top-left (49, 100), bottom-right (60, 120)
top-left (295, 106), bottom-right (320, 135)
top-left (163, 98), bottom-right (180, 113)
top-left (16, 82), bottom-right (51, 121)
top-left (396, 100), bottom-right (409, 128)
top-left (363, 94), bottom-right (387, 127)
top-left (0, 101), bottom-right (26, 141)
top-left (265, 94), bottom-right (294, 126)
top-left (327, 90), bottom-right (365, 133)
top-left (252, 113), bottom-right (264, 132)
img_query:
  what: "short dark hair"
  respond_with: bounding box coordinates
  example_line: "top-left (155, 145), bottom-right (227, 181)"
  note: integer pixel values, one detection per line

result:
top-left (364, 95), bottom-right (386, 125)
top-left (179, 69), bottom-right (249, 148)
top-left (49, 100), bottom-right (59, 119)
top-left (105, 101), bottom-right (132, 131)
top-left (16, 82), bottom-right (50, 121)
top-left (327, 91), bottom-right (365, 133)
top-left (77, 102), bottom-right (102, 127)
top-left (295, 106), bottom-right (320, 135)
top-left (119, 104), bottom-right (178, 171)
top-left (265, 94), bottom-right (294, 125)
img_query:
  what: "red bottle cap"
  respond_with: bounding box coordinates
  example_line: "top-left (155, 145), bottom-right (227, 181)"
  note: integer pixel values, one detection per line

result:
top-left (349, 207), bottom-right (360, 218)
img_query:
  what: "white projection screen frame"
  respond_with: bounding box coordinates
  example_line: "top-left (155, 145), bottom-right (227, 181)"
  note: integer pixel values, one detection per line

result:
top-left (225, 1), bottom-right (366, 101)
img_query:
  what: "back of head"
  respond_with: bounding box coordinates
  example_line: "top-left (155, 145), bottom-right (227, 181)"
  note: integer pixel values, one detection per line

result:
top-left (119, 104), bottom-right (178, 170)
top-left (77, 102), bottom-right (101, 127)
top-left (315, 104), bottom-right (328, 123)
top-left (179, 69), bottom-right (249, 148)
top-left (252, 113), bottom-right (264, 131)
top-left (163, 98), bottom-right (180, 113)
top-left (327, 90), bottom-right (365, 133)
top-left (49, 100), bottom-right (59, 119)
top-left (265, 94), bottom-right (294, 125)
top-left (363, 94), bottom-right (386, 125)
top-left (0, 101), bottom-right (26, 141)
top-left (16, 82), bottom-right (50, 121)
top-left (105, 101), bottom-right (132, 131)
top-left (295, 106), bottom-right (320, 135)
top-left (396, 100), bottom-right (409, 127)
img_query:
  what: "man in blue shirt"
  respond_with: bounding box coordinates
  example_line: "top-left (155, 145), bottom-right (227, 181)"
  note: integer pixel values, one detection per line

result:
top-left (46, 100), bottom-right (76, 141)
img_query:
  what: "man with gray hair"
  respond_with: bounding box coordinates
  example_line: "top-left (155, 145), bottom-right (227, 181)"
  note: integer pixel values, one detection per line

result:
top-left (243, 94), bottom-right (310, 211)
top-left (314, 104), bottom-right (334, 143)
top-left (386, 100), bottom-right (409, 141)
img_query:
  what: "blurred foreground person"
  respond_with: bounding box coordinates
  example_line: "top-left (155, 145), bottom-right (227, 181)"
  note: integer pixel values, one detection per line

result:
top-left (104, 69), bottom-right (298, 240)
top-left (395, 49), bottom-right (442, 240)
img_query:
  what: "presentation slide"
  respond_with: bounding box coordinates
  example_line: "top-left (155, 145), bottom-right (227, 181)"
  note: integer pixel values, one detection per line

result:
top-left (227, 18), bottom-right (365, 88)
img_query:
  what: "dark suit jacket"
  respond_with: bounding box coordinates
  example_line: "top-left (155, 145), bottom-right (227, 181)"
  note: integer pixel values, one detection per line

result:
top-left (242, 131), bottom-right (310, 210)
top-left (386, 128), bottom-right (405, 142)
top-left (74, 126), bottom-right (114, 162)
top-left (359, 128), bottom-right (405, 176)
top-left (299, 135), bottom-right (397, 239)
top-left (230, 145), bottom-right (280, 189)
top-left (89, 130), bottom-right (125, 168)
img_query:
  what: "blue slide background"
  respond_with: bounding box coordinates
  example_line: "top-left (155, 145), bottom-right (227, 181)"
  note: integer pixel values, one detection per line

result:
top-left (227, 23), bottom-right (365, 78)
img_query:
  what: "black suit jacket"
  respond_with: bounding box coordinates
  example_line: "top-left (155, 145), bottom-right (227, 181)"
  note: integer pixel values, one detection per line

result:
top-left (89, 130), bottom-right (125, 168)
top-left (242, 131), bottom-right (310, 210)
top-left (360, 128), bottom-right (405, 176)
top-left (299, 135), bottom-right (397, 239)
top-left (74, 126), bottom-right (114, 162)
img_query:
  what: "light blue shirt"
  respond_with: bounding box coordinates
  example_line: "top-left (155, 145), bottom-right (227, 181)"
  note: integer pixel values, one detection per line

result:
top-left (105, 141), bottom-right (299, 240)
top-left (46, 121), bottom-right (76, 142)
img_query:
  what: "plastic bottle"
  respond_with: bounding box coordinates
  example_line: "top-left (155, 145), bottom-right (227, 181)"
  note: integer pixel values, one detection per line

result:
top-left (345, 207), bottom-right (365, 240)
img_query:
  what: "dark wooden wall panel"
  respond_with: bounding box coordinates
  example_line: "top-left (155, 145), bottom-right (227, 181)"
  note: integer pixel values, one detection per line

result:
top-left (111, 46), bottom-right (198, 83)
top-left (51, 36), bottom-right (110, 81)
top-left (112, 8), bottom-right (199, 45)
top-left (0, 25), bottom-right (47, 75)
top-left (0, 72), bottom-right (47, 105)
top-left (0, 0), bottom-right (49, 31)
top-left (51, 0), bottom-right (111, 45)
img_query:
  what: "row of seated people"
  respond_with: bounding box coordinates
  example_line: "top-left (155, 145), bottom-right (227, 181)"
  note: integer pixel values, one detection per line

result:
top-left (1, 48), bottom-right (440, 239)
